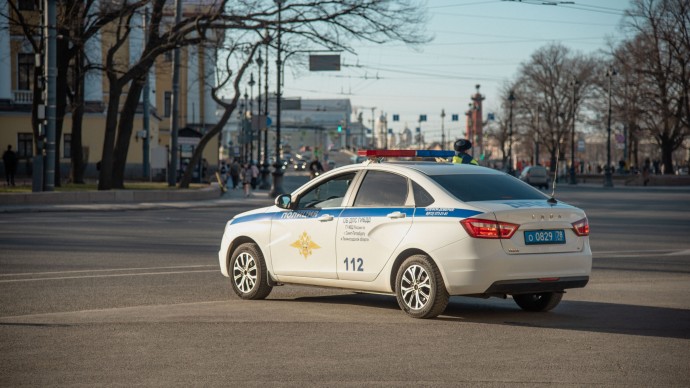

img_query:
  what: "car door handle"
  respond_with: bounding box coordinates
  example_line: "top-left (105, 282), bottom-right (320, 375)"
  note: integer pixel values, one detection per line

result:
top-left (386, 211), bottom-right (406, 219)
top-left (317, 214), bottom-right (334, 222)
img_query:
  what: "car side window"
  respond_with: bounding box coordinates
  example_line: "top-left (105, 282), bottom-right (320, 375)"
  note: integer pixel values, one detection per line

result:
top-left (353, 170), bottom-right (408, 207)
top-left (412, 181), bottom-right (434, 207)
top-left (295, 172), bottom-right (356, 209)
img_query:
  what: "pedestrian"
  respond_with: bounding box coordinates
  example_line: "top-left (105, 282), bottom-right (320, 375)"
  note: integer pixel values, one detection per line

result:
top-left (230, 158), bottom-right (240, 189)
top-left (451, 139), bottom-right (479, 165)
top-left (201, 158), bottom-right (209, 182)
top-left (308, 157), bottom-right (324, 180)
top-left (219, 160), bottom-right (228, 187)
top-left (2, 145), bottom-right (18, 186)
top-left (642, 158), bottom-right (651, 186)
top-left (250, 161), bottom-right (259, 189)
top-left (241, 162), bottom-right (252, 197)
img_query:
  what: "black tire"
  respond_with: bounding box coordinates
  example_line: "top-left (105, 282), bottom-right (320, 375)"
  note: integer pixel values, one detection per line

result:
top-left (229, 243), bottom-right (273, 300)
top-left (513, 292), bottom-right (563, 312)
top-left (395, 255), bottom-right (449, 319)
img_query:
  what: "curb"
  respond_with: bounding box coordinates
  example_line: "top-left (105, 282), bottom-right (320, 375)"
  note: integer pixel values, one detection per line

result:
top-left (0, 184), bottom-right (253, 213)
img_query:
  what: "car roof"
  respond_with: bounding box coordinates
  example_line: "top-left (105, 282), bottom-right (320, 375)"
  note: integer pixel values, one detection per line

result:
top-left (370, 161), bottom-right (505, 176)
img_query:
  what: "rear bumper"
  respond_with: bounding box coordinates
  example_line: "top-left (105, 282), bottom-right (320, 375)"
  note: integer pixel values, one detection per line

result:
top-left (483, 276), bottom-right (589, 295)
top-left (431, 238), bottom-right (592, 295)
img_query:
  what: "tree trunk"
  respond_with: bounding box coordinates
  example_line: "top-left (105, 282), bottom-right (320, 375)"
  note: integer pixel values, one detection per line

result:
top-left (179, 109), bottom-right (233, 188)
top-left (549, 150), bottom-right (558, 173)
top-left (660, 137), bottom-right (675, 175)
top-left (99, 82), bottom-right (123, 190)
top-left (53, 32), bottom-right (71, 187)
top-left (70, 50), bottom-right (85, 184)
top-left (112, 77), bottom-right (145, 188)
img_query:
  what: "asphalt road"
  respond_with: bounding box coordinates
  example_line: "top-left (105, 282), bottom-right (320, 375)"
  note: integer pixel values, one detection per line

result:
top-left (1, 182), bottom-right (689, 386)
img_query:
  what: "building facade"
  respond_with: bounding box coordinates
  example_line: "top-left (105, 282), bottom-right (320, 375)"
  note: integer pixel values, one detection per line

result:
top-left (0, 0), bottom-right (219, 183)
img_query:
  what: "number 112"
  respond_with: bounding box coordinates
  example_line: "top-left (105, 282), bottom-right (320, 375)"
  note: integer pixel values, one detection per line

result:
top-left (344, 257), bottom-right (364, 271)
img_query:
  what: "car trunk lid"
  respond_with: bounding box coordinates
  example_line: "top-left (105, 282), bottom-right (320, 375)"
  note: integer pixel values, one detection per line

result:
top-left (466, 199), bottom-right (587, 255)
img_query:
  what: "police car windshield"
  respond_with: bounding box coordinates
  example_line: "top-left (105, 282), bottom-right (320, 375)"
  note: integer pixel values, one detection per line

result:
top-left (431, 174), bottom-right (548, 202)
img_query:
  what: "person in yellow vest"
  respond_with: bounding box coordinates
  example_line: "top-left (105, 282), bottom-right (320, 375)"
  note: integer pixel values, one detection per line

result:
top-left (452, 139), bottom-right (479, 165)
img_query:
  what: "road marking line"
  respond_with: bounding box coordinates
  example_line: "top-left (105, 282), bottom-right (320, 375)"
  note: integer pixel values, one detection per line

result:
top-left (666, 249), bottom-right (690, 256)
top-left (0, 264), bottom-right (216, 277)
top-left (594, 249), bottom-right (676, 254)
top-left (594, 249), bottom-right (690, 258)
top-left (0, 269), bottom-right (217, 283)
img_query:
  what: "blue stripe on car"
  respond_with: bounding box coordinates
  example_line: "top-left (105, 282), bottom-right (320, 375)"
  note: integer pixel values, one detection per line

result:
top-left (339, 208), bottom-right (415, 217)
top-left (230, 207), bottom-right (482, 224)
top-left (414, 208), bottom-right (482, 218)
top-left (229, 213), bottom-right (274, 225)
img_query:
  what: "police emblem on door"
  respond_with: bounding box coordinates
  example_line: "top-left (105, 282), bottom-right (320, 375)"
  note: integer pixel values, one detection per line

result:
top-left (290, 232), bottom-right (321, 259)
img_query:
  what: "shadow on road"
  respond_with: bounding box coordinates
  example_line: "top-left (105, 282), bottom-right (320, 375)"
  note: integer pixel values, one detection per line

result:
top-left (289, 293), bottom-right (690, 340)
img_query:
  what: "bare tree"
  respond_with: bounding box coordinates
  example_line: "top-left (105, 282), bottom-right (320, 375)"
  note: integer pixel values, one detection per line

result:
top-left (620, 0), bottom-right (690, 174)
top-left (99, 0), bottom-right (226, 190)
top-left (4, 0), bottom-right (142, 185)
top-left (513, 43), bottom-right (598, 173)
top-left (176, 0), bottom-right (429, 188)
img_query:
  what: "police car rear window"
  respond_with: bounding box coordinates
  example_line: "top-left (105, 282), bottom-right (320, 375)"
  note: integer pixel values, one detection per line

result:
top-left (431, 174), bottom-right (547, 202)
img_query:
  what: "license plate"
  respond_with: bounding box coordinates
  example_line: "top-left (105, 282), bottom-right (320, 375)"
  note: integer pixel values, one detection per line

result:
top-left (524, 230), bottom-right (566, 245)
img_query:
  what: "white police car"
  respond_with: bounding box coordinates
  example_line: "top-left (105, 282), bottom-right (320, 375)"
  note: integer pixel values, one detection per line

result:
top-left (218, 150), bottom-right (591, 319)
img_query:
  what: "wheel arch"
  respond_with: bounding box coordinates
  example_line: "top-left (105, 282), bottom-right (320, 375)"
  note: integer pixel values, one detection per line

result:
top-left (225, 236), bottom-right (260, 273)
top-left (389, 248), bottom-right (431, 292)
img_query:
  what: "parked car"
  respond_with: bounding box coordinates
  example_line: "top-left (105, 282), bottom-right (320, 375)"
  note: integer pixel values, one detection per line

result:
top-left (218, 150), bottom-right (591, 319)
top-left (519, 165), bottom-right (550, 189)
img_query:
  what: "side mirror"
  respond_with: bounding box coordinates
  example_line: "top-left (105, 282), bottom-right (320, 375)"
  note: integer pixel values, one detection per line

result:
top-left (275, 194), bottom-right (292, 209)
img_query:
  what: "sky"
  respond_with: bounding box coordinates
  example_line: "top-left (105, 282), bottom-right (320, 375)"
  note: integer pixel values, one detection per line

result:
top-left (277, 0), bottom-right (633, 143)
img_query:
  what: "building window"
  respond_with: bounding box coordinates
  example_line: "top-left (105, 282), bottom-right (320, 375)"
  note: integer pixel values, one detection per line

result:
top-left (63, 133), bottom-right (72, 159)
top-left (18, 0), bottom-right (35, 11)
top-left (164, 91), bottom-right (172, 117)
top-left (17, 53), bottom-right (34, 91)
top-left (17, 133), bottom-right (33, 159)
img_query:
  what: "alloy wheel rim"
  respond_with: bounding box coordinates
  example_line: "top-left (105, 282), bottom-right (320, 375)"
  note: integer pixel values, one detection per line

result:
top-left (233, 252), bottom-right (257, 293)
top-left (400, 264), bottom-right (431, 310)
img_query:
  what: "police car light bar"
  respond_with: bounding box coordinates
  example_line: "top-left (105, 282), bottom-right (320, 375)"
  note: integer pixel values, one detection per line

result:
top-left (357, 149), bottom-right (455, 158)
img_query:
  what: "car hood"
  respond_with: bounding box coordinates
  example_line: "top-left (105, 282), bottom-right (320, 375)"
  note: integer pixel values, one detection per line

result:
top-left (229, 205), bottom-right (278, 225)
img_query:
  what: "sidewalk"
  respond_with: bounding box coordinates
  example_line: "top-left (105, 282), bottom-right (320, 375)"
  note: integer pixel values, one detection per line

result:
top-left (0, 184), bottom-right (274, 214)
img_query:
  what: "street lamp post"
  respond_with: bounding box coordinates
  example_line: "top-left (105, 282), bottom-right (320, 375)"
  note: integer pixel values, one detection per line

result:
top-left (535, 104), bottom-right (540, 166)
top-left (441, 109), bottom-right (446, 149)
top-left (569, 78), bottom-right (579, 185)
top-left (260, 40), bottom-right (272, 190)
top-left (236, 102), bottom-right (243, 162)
top-left (604, 66), bottom-right (616, 188)
top-left (508, 91), bottom-right (515, 175)
top-left (256, 56), bottom-right (263, 169)
top-left (270, 0), bottom-right (286, 197)
top-left (248, 73), bottom-right (255, 163)
top-left (468, 102), bottom-right (477, 157)
top-left (168, 0), bottom-right (182, 187)
top-left (243, 89), bottom-right (249, 163)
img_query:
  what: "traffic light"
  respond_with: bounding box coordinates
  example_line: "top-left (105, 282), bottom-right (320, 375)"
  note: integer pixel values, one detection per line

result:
top-left (337, 125), bottom-right (342, 132)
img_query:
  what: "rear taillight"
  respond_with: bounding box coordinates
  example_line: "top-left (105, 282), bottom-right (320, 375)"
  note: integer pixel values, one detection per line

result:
top-left (460, 218), bottom-right (519, 239)
top-left (572, 217), bottom-right (590, 236)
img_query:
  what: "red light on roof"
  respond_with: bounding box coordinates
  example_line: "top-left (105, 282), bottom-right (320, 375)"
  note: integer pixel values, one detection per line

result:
top-left (357, 150), bottom-right (416, 157)
top-left (357, 150), bottom-right (455, 158)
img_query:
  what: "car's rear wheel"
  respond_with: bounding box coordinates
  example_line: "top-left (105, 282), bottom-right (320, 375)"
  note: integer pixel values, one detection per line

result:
top-left (229, 243), bottom-right (272, 300)
top-left (395, 255), bottom-right (449, 319)
top-left (513, 292), bottom-right (562, 312)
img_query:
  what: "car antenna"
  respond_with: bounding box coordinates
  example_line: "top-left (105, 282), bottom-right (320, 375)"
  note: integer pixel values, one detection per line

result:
top-left (547, 150), bottom-right (559, 204)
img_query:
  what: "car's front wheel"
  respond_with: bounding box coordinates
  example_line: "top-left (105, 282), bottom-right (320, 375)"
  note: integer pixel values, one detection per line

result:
top-left (229, 243), bottom-right (273, 300)
top-left (395, 255), bottom-right (449, 319)
top-left (513, 292), bottom-right (562, 312)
